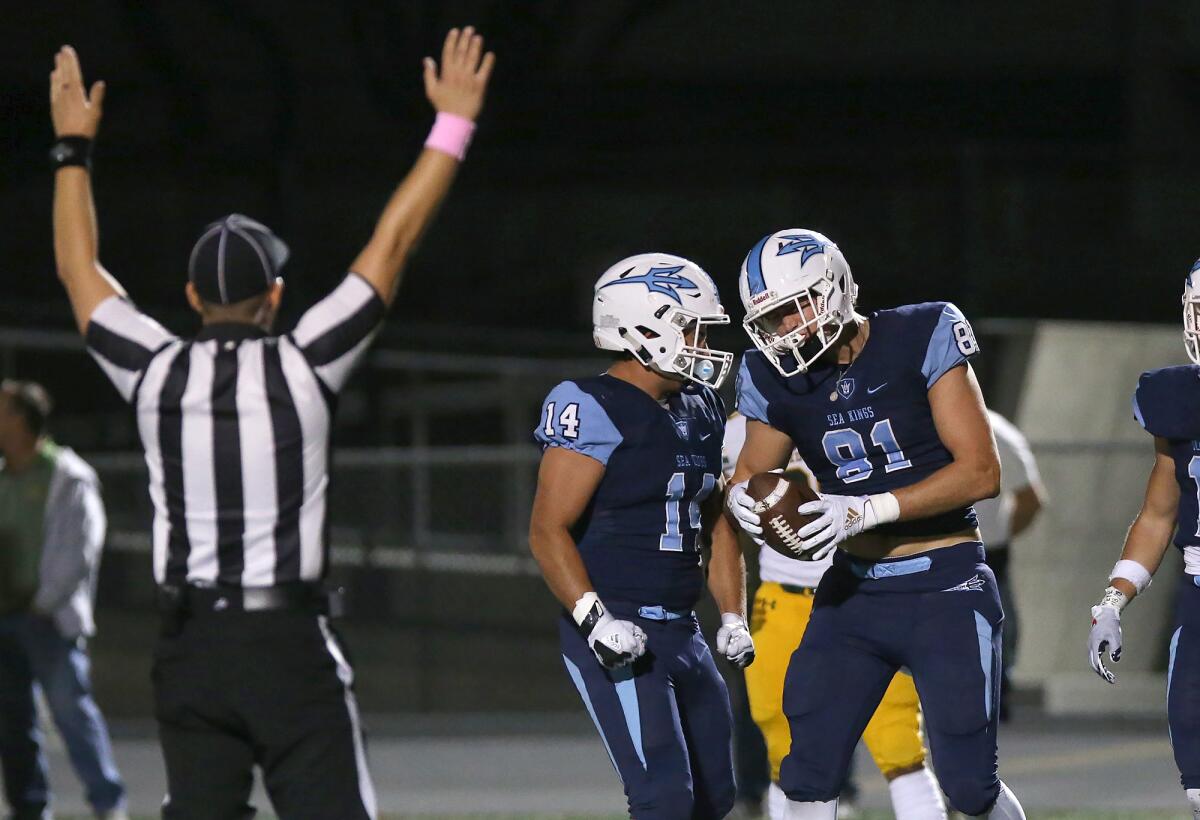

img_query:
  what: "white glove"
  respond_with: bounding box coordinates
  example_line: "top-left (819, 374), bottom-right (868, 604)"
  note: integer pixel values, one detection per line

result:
top-left (726, 480), bottom-right (768, 550)
top-left (715, 613), bottom-right (755, 669)
top-left (573, 593), bottom-right (647, 669)
top-left (797, 492), bottom-right (900, 558)
top-left (1089, 587), bottom-right (1127, 684)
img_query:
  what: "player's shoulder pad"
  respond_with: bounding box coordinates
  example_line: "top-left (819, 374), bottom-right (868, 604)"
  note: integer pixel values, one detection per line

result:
top-left (1133, 365), bottom-right (1200, 440)
top-left (534, 379), bottom-right (624, 466)
top-left (735, 350), bottom-right (773, 424)
top-left (909, 301), bottom-right (980, 389)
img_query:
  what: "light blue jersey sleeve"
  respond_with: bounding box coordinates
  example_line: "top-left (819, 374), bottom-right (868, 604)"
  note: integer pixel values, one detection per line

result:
top-left (1132, 387), bottom-right (1146, 430)
top-left (921, 302), bottom-right (980, 388)
top-left (534, 381), bottom-right (623, 466)
top-left (734, 357), bottom-right (771, 424)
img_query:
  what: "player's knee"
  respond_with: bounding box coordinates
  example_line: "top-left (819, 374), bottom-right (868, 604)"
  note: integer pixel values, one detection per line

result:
top-left (778, 757), bottom-right (842, 803)
top-left (630, 783), bottom-right (695, 820)
top-left (939, 771), bottom-right (999, 816)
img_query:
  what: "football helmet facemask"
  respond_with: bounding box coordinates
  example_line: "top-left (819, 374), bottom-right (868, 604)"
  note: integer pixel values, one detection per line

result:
top-left (593, 253), bottom-right (733, 389)
top-left (1185, 261), bottom-right (1200, 366)
top-left (738, 229), bottom-right (858, 376)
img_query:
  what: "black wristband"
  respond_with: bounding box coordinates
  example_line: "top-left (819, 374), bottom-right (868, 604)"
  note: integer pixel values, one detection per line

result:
top-left (50, 136), bottom-right (92, 171)
top-left (575, 600), bottom-right (605, 639)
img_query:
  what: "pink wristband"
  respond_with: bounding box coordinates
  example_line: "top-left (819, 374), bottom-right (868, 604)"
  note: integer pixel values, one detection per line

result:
top-left (424, 112), bottom-right (476, 160)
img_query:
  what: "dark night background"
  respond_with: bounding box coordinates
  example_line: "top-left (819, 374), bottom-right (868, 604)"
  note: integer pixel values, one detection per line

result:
top-left (4, 2), bottom-right (1200, 349)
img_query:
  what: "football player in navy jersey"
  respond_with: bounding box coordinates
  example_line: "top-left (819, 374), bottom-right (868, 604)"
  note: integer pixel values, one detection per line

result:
top-left (529, 253), bottom-right (754, 820)
top-left (717, 229), bottom-right (1026, 819)
top-left (1088, 262), bottom-right (1200, 818)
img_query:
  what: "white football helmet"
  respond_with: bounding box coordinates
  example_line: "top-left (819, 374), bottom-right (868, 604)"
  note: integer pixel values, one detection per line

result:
top-left (593, 253), bottom-right (733, 388)
top-left (1185, 261), bottom-right (1200, 365)
top-left (738, 229), bottom-right (858, 376)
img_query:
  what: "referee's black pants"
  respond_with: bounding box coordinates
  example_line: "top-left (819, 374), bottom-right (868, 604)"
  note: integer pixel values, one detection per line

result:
top-left (152, 608), bottom-right (376, 819)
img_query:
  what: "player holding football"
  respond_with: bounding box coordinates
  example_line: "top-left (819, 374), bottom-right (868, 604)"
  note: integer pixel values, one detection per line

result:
top-left (529, 254), bottom-right (753, 820)
top-left (1088, 262), bottom-right (1200, 817)
top-left (722, 411), bottom-right (947, 820)
top-left (718, 229), bottom-right (1026, 818)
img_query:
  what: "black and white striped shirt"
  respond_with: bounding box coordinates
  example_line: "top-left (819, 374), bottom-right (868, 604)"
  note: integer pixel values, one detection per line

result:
top-left (86, 274), bottom-right (385, 587)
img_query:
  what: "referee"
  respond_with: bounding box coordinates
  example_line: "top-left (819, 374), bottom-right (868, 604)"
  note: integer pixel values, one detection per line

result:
top-left (48, 30), bottom-right (494, 819)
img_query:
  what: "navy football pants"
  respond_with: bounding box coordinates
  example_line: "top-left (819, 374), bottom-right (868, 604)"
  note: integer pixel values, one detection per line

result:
top-left (559, 607), bottom-right (736, 820)
top-left (779, 542), bottom-right (1004, 816)
top-left (1169, 573), bottom-right (1200, 790)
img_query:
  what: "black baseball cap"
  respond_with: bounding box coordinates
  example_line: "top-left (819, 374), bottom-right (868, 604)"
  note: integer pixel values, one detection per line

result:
top-left (187, 214), bottom-right (290, 305)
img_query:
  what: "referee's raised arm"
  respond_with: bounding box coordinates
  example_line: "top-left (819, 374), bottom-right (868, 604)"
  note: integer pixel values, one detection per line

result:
top-left (351, 26), bottom-right (495, 306)
top-left (48, 46), bottom-right (123, 335)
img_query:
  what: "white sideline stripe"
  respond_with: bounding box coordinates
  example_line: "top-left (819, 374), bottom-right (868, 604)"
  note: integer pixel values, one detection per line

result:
top-left (318, 615), bottom-right (378, 819)
top-left (105, 530), bottom-right (542, 576)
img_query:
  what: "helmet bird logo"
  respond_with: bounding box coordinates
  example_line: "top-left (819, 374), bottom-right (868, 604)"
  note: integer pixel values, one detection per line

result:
top-left (600, 265), bottom-right (699, 305)
top-left (775, 234), bottom-right (827, 264)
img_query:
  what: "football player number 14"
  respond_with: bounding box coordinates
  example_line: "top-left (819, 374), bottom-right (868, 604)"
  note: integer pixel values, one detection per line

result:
top-left (661, 472), bottom-right (717, 552)
top-left (543, 401), bottom-right (717, 552)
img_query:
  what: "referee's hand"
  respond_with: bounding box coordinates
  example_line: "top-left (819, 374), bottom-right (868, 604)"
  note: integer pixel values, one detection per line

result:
top-left (50, 46), bottom-right (105, 138)
top-left (423, 27), bottom-right (495, 122)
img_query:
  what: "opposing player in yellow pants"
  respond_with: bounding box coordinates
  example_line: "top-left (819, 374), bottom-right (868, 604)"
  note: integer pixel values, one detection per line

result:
top-left (724, 412), bottom-right (946, 820)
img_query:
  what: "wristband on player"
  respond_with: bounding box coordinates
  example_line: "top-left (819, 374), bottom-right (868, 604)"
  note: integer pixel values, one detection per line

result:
top-left (50, 136), bottom-right (92, 172)
top-left (424, 112), bottom-right (475, 160)
top-left (572, 591), bottom-right (607, 638)
top-left (865, 492), bottom-right (900, 527)
top-left (1096, 585), bottom-right (1129, 613)
top-left (1109, 559), bottom-right (1153, 595)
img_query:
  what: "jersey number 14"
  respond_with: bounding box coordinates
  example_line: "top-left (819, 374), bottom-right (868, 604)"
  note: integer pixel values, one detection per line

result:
top-left (661, 472), bottom-right (717, 552)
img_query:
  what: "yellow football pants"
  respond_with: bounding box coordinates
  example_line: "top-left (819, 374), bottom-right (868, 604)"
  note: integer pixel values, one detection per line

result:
top-left (746, 581), bottom-right (927, 782)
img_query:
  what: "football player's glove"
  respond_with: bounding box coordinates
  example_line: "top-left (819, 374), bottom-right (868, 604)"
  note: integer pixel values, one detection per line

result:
top-left (726, 480), bottom-right (769, 550)
top-left (796, 492), bottom-right (900, 558)
top-left (1088, 587), bottom-right (1127, 685)
top-left (573, 593), bottom-right (646, 670)
top-left (715, 613), bottom-right (755, 669)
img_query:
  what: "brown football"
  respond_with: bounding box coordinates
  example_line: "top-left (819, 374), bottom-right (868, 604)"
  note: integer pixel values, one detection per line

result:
top-left (745, 472), bottom-right (823, 560)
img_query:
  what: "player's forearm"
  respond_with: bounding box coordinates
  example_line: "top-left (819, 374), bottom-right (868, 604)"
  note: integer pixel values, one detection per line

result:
top-left (1110, 514), bottom-right (1174, 598)
top-left (53, 167), bottom-right (101, 281)
top-left (707, 516), bottom-right (747, 617)
top-left (350, 148), bottom-right (461, 305)
top-left (891, 455), bottom-right (999, 522)
top-left (528, 522), bottom-right (596, 611)
top-left (53, 167), bottom-right (124, 332)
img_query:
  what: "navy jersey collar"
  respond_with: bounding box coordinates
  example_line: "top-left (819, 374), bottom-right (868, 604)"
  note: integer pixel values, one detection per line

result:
top-left (194, 322), bottom-right (268, 343)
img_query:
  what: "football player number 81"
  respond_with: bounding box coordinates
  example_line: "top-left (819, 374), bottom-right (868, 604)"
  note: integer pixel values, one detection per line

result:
top-left (952, 321), bottom-right (980, 356)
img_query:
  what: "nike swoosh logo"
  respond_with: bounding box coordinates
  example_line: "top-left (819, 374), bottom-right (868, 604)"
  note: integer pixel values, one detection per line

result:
top-left (867, 383), bottom-right (888, 394)
top-left (699, 433), bottom-right (712, 440)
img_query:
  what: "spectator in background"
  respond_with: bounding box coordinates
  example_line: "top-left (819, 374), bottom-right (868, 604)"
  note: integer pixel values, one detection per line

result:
top-left (0, 380), bottom-right (126, 820)
top-left (975, 409), bottom-right (1047, 721)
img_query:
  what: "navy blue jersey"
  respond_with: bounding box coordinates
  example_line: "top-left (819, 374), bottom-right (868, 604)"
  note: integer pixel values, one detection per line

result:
top-left (736, 302), bottom-right (980, 537)
top-left (1133, 365), bottom-right (1200, 550)
top-left (534, 374), bottom-right (726, 610)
